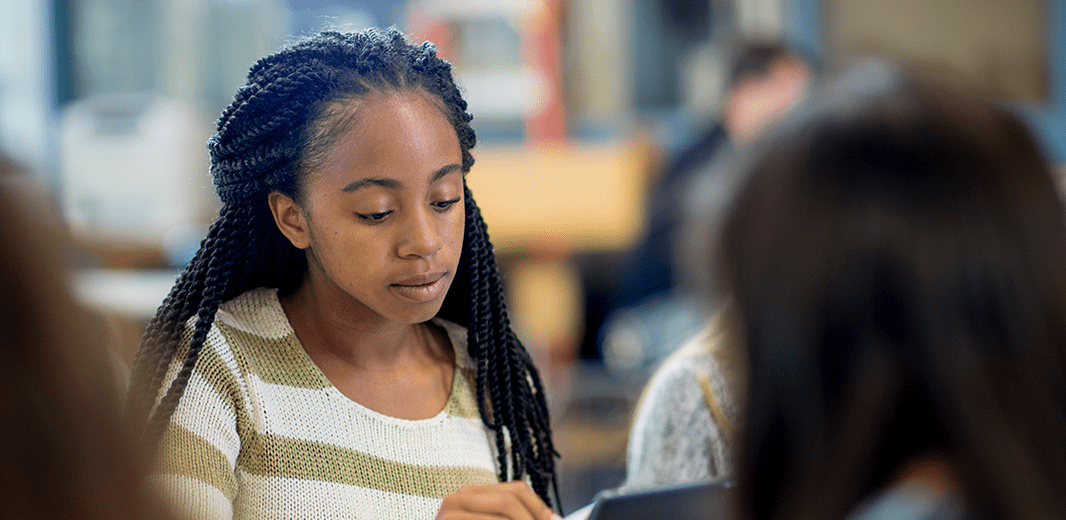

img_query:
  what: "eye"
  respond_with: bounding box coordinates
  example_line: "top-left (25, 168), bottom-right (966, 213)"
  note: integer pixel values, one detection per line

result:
top-left (432, 197), bottom-right (461, 212)
top-left (356, 211), bottom-right (392, 222)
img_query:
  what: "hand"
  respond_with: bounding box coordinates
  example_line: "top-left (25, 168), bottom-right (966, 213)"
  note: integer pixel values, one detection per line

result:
top-left (435, 481), bottom-right (562, 520)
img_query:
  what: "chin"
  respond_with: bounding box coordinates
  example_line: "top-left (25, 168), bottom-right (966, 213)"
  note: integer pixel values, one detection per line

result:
top-left (395, 300), bottom-right (448, 325)
top-left (413, 309), bottom-right (444, 324)
top-left (386, 279), bottom-right (454, 324)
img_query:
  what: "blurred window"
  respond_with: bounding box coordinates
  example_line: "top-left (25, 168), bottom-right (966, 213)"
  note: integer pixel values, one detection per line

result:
top-left (825, 0), bottom-right (1047, 101)
top-left (631, 0), bottom-right (713, 110)
top-left (448, 16), bottom-right (523, 72)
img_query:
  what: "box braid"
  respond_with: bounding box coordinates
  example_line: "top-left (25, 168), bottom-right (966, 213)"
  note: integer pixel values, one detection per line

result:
top-left (126, 28), bottom-right (560, 511)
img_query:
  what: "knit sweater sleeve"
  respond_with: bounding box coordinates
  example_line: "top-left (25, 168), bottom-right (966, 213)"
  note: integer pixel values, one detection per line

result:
top-left (151, 322), bottom-right (244, 520)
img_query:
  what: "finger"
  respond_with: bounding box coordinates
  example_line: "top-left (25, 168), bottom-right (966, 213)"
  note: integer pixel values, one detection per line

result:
top-left (436, 513), bottom-right (509, 520)
top-left (439, 486), bottom-right (530, 520)
top-left (436, 490), bottom-right (510, 520)
top-left (443, 482), bottom-right (555, 520)
top-left (435, 511), bottom-right (509, 520)
top-left (456, 490), bottom-right (536, 520)
top-left (473, 481), bottom-right (558, 520)
top-left (494, 481), bottom-right (560, 520)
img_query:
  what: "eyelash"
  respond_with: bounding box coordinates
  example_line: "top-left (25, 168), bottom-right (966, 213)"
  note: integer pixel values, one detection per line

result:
top-left (357, 211), bottom-right (391, 222)
top-left (432, 197), bottom-right (462, 211)
top-left (356, 197), bottom-right (461, 223)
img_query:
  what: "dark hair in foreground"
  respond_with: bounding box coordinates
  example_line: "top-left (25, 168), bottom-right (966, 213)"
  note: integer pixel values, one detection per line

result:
top-left (0, 161), bottom-right (173, 519)
top-left (125, 29), bottom-right (559, 508)
top-left (720, 63), bottom-right (1066, 520)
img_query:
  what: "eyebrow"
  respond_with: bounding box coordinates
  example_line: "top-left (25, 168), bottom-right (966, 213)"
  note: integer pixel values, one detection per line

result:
top-left (340, 164), bottom-right (462, 192)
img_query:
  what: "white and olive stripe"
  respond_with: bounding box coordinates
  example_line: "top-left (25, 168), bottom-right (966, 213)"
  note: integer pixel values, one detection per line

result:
top-left (153, 288), bottom-right (500, 520)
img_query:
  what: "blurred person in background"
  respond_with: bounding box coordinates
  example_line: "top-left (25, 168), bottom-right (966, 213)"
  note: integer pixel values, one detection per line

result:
top-left (617, 41), bottom-right (815, 491)
top-left (601, 41), bottom-right (814, 376)
top-left (125, 29), bottom-right (561, 520)
top-left (0, 154), bottom-right (174, 519)
top-left (720, 62), bottom-right (1066, 520)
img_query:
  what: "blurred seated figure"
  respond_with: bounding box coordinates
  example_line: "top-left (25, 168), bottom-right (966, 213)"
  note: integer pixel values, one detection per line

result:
top-left (618, 42), bottom-right (814, 490)
top-left (0, 154), bottom-right (173, 519)
top-left (601, 41), bottom-right (813, 375)
top-left (622, 306), bottom-right (743, 489)
top-left (720, 62), bottom-right (1066, 520)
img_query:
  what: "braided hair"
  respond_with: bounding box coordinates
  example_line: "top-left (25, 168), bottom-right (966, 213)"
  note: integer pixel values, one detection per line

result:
top-left (126, 28), bottom-right (560, 509)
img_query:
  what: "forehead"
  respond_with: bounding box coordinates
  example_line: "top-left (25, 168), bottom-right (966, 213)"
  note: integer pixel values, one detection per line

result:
top-left (307, 91), bottom-right (462, 187)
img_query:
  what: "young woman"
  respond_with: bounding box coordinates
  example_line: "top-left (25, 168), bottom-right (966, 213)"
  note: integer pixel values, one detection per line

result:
top-left (126, 29), bottom-right (560, 520)
top-left (719, 62), bottom-right (1066, 520)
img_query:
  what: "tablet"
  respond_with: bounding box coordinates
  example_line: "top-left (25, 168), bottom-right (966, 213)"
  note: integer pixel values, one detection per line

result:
top-left (585, 480), bottom-right (734, 520)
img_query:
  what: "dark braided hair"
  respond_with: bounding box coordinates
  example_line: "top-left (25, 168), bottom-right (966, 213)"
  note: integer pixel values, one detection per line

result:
top-left (126, 28), bottom-right (560, 510)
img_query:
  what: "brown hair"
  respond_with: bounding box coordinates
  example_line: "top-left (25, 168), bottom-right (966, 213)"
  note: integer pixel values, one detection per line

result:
top-left (0, 158), bottom-right (173, 519)
top-left (721, 62), bottom-right (1066, 520)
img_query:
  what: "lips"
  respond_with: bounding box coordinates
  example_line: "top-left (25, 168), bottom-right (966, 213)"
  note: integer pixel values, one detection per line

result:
top-left (390, 272), bottom-right (448, 302)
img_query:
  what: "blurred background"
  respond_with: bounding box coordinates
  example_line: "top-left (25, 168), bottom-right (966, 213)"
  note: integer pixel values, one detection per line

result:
top-left (2, 0), bottom-right (1063, 512)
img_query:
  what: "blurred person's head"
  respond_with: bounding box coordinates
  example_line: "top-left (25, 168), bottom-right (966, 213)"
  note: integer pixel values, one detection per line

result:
top-left (724, 42), bottom-right (814, 144)
top-left (719, 62), bottom-right (1066, 520)
top-left (0, 157), bottom-right (172, 519)
top-left (672, 43), bottom-right (815, 301)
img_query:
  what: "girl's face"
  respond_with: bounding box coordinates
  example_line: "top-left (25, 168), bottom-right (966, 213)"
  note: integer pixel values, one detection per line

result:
top-left (276, 91), bottom-right (465, 327)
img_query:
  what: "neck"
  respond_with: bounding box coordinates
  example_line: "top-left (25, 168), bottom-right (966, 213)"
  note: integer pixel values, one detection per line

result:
top-left (280, 274), bottom-right (433, 371)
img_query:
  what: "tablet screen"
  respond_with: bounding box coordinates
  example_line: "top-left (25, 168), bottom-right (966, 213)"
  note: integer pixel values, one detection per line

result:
top-left (587, 480), bottom-right (734, 520)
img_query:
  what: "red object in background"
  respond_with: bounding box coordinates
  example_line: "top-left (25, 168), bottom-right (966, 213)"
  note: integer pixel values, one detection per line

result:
top-left (408, 9), bottom-right (451, 61)
top-left (521, 0), bottom-right (567, 143)
top-left (408, 0), bottom-right (567, 144)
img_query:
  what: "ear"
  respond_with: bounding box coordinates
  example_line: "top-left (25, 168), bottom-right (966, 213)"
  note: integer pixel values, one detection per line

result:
top-left (268, 191), bottom-right (311, 250)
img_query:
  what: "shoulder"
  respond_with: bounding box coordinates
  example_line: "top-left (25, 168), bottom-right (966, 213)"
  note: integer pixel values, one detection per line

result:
top-left (632, 316), bottom-right (741, 436)
top-left (179, 287), bottom-right (289, 340)
top-left (174, 287), bottom-right (294, 388)
top-left (638, 334), bottom-right (718, 419)
top-left (647, 325), bottom-right (728, 395)
top-left (654, 307), bottom-right (743, 397)
top-left (431, 317), bottom-right (474, 370)
top-left (625, 326), bottom-right (740, 487)
top-left (624, 330), bottom-right (727, 488)
top-left (214, 287), bottom-right (291, 339)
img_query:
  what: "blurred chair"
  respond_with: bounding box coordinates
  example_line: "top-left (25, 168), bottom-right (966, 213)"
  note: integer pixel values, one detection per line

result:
top-left (59, 92), bottom-right (215, 268)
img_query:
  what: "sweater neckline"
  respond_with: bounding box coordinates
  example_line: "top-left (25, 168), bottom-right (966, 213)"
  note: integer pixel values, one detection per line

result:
top-left (262, 288), bottom-right (468, 427)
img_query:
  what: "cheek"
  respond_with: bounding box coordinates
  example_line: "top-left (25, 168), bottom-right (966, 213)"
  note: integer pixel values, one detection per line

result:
top-left (313, 220), bottom-right (380, 267)
top-left (446, 209), bottom-right (466, 253)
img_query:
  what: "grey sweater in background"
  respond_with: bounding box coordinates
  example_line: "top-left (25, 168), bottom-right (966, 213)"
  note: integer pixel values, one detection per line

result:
top-left (622, 314), bottom-right (742, 490)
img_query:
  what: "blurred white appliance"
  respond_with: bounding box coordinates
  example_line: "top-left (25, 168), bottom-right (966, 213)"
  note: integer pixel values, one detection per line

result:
top-left (59, 93), bottom-right (213, 247)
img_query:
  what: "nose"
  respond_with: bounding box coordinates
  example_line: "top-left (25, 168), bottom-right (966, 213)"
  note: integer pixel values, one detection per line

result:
top-left (396, 206), bottom-right (444, 258)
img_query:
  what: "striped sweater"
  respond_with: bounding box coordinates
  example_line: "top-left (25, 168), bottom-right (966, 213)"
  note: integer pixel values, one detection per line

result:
top-left (151, 287), bottom-right (500, 519)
